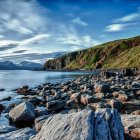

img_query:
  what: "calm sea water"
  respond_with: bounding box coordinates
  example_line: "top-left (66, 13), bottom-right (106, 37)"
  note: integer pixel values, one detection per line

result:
top-left (0, 70), bottom-right (94, 99)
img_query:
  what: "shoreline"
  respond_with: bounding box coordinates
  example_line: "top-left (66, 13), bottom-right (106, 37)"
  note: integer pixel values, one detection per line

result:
top-left (0, 68), bottom-right (140, 139)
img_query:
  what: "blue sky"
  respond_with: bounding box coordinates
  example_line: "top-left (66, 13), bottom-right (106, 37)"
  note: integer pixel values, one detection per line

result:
top-left (0, 0), bottom-right (140, 63)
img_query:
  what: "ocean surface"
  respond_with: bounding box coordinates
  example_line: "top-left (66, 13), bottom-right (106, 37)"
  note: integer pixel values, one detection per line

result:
top-left (0, 70), bottom-right (95, 99)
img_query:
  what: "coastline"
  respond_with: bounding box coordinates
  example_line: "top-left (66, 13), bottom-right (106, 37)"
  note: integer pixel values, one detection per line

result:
top-left (0, 68), bottom-right (140, 139)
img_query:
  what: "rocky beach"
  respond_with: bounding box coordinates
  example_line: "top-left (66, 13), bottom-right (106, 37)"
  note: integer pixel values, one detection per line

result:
top-left (0, 68), bottom-right (139, 140)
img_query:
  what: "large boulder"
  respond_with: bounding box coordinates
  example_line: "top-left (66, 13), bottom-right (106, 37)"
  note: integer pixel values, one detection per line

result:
top-left (0, 127), bottom-right (36, 140)
top-left (121, 115), bottom-right (140, 139)
top-left (9, 102), bottom-right (35, 127)
top-left (30, 108), bottom-right (124, 140)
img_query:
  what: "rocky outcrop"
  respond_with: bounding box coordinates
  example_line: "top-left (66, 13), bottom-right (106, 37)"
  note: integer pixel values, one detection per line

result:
top-left (0, 127), bottom-right (36, 140)
top-left (30, 108), bottom-right (124, 140)
top-left (9, 102), bottom-right (35, 127)
top-left (43, 36), bottom-right (140, 70)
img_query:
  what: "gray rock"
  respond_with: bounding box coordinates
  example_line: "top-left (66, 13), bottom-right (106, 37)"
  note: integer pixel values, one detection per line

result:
top-left (9, 102), bottom-right (35, 127)
top-left (46, 100), bottom-right (66, 112)
top-left (70, 92), bottom-right (81, 103)
top-left (0, 127), bottom-right (36, 140)
top-left (131, 82), bottom-right (140, 89)
top-left (95, 92), bottom-right (105, 99)
top-left (30, 108), bottom-right (124, 140)
top-left (0, 125), bottom-right (17, 134)
top-left (80, 94), bottom-right (95, 105)
top-left (95, 108), bottom-right (124, 140)
top-left (35, 106), bottom-right (48, 117)
top-left (94, 82), bottom-right (111, 93)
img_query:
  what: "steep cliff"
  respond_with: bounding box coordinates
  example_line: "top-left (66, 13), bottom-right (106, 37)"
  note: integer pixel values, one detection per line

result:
top-left (44, 36), bottom-right (140, 70)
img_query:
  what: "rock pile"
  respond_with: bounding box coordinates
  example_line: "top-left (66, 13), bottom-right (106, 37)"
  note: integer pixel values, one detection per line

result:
top-left (0, 70), bottom-right (140, 139)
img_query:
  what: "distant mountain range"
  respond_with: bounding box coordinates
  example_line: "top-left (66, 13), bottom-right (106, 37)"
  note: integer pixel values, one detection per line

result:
top-left (44, 36), bottom-right (140, 70)
top-left (0, 61), bottom-right (43, 70)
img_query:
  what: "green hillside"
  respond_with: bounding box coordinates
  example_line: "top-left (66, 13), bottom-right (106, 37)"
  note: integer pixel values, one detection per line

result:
top-left (44, 36), bottom-right (140, 70)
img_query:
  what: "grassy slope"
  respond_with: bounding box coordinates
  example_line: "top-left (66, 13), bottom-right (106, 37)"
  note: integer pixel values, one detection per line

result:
top-left (45, 36), bottom-right (140, 69)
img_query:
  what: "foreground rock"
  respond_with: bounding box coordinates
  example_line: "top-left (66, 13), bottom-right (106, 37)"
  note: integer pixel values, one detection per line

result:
top-left (30, 108), bottom-right (124, 140)
top-left (9, 102), bottom-right (35, 127)
top-left (121, 114), bottom-right (140, 140)
top-left (0, 127), bottom-right (36, 140)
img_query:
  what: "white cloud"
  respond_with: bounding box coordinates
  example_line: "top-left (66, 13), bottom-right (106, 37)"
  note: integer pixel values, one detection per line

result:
top-left (0, 40), bottom-right (19, 47)
top-left (105, 24), bottom-right (125, 32)
top-left (105, 8), bottom-right (140, 32)
top-left (105, 23), bottom-right (139, 32)
top-left (0, 34), bottom-right (50, 55)
top-left (114, 13), bottom-right (140, 22)
top-left (71, 17), bottom-right (88, 26)
top-left (19, 34), bottom-right (51, 46)
top-left (0, 0), bottom-right (48, 35)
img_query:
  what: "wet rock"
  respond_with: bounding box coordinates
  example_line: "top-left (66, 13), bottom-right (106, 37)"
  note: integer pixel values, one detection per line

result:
top-left (0, 96), bottom-right (11, 102)
top-left (70, 92), bottom-right (81, 103)
top-left (110, 99), bottom-right (122, 112)
top-left (121, 114), bottom-right (140, 140)
top-left (2, 104), bottom-right (15, 113)
top-left (9, 102), bottom-right (35, 127)
top-left (0, 104), bottom-right (5, 113)
top-left (0, 125), bottom-right (17, 134)
top-left (94, 82), bottom-right (111, 93)
top-left (0, 88), bottom-right (5, 91)
top-left (28, 97), bottom-right (41, 106)
top-left (0, 127), bottom-right (36, 140)
top-left (30, 108), bottom-right (124, 140)
top-left (80, 94), bottom-right (95, 105)
top-left (46, 100), bottom-right (66, 112)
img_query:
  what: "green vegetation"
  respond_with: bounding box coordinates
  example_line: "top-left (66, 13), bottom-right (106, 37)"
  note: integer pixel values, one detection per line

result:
top-left (44, 36), bottom-right (140, 69)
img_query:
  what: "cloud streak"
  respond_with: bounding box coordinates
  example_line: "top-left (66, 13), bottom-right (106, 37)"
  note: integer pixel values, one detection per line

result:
top-left (0, 0), bottom-right (48, 36)
top-left (71, 17), bottom-right (88, 26)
